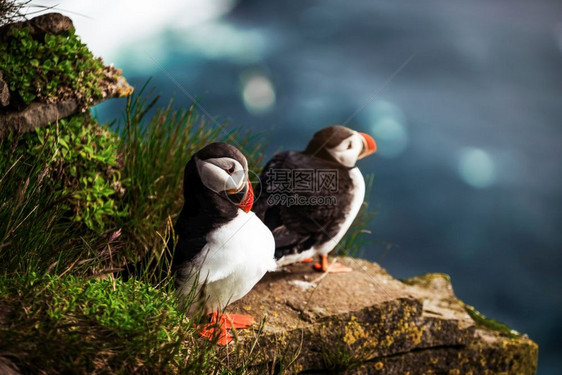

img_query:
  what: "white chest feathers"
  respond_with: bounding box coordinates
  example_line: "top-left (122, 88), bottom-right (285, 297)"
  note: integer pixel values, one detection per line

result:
top-left (177, 210), bottom-right (276, 312)
top-left (313, 166), bottom-right (365, 255)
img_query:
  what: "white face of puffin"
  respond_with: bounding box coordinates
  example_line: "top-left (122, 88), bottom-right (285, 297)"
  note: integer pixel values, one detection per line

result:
top-left (195, 157), bottom-right (247, 194)
top-left (326, 131), bottom-right (377, 168)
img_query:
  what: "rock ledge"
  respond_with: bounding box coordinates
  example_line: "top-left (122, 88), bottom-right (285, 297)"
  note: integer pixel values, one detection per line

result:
top-left (230, 258), bottom-right (538, 374)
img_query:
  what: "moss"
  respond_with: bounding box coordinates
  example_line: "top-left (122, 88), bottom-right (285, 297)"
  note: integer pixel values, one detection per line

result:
top-left (0, 113), bottom-right (127, 231)
top-left (400, 272), bottom-right (451, 287)
top-left (0, 26), bottom-right (107, 108)
top-left (320, 333), bottom-right (373, 372)
top-left (463, 303), bottom-right (520, 339)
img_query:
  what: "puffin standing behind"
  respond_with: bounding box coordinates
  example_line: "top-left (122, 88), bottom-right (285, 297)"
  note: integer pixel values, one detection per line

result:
top-left (254, 125), bottom-right (376, 273)
top-left (173, 142), bottom-right (276, 345)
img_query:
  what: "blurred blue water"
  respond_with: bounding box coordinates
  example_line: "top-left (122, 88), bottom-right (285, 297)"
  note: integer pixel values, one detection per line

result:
top-left (93, 0), bottom-right (562, 372)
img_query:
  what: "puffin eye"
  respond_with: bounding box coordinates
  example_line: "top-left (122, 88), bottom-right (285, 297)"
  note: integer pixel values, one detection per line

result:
top-left (347, 142), bottom-right (353, 150)
top-left (226, 165), bottom-right (235, 175)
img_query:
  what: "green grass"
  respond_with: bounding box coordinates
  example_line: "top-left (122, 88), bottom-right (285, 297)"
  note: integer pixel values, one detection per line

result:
top-left (0, 271), bottom-right (274, 374)
top-left (0, 123), bottom-right (102, 273)
top-left (0, 84), bottom-right (375, 373)
top-left (1, 114), bottom-right (127, 232)
top-left (0, 274), bottom-right (191, 373)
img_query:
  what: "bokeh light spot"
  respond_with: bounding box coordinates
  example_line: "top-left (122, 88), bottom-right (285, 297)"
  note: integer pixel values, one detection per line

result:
top-left (241, 72), bottom-right (276, 115)
top-left (369, 101), bottom-right (408, 158)
top-left (458, 148), bottom-right (496, 188)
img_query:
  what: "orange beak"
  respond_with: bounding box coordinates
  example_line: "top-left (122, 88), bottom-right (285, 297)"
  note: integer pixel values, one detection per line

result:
top-left (358, 132), bottom-right (377, 159)
top-left (238, 179), bottom-right (254, 213)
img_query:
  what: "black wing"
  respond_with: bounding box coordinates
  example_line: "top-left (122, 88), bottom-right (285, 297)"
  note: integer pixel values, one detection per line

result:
top-left (254, 151), bottom-right (353, 259)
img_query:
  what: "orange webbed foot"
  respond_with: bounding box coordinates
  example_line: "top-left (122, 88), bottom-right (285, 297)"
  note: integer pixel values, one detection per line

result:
top-left (301, 257), bottom-right (314, 263)
top-left (313, 255), bottom-right (353, 273)
top-left (223, 313), bottom-right (254, 329)
top-left (199, 323), bottom-right (232, 346)
top-left (313, 262), bottom-right (353, 272)
top-left (198, 312), bottom-right (254, 345)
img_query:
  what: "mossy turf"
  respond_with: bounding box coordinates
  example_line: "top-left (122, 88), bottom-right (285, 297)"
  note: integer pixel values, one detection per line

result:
top-left (0, 114), bottom-right (126, 232)
top-left (0, 275), bottom-right (193, 373)
top-left (0, 26), bottom-right (107, 107)
top-left (463, 303), bottom-right (521, 339)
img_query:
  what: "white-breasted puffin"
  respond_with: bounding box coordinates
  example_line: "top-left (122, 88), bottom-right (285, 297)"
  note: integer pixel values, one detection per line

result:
top-left (173, 142), bottom-right (276, 345)
top-left (254, 125), bottom-right (376, 273)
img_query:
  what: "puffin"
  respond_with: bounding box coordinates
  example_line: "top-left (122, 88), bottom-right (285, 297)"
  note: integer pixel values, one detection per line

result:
top-left (172, 142), bottom-right (276, 345)
top-left (254, 125), bottom-right (376, 273)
